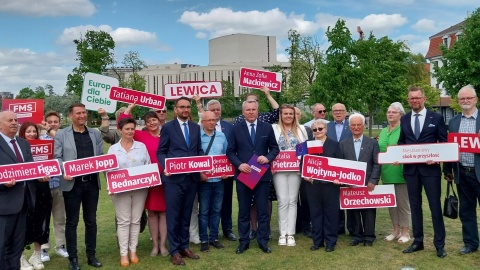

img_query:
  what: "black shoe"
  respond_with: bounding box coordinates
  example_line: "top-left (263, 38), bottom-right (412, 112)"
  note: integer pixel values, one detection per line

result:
top-left (310, 244), bottom-right (324, 251)
top-left (259, 244), bottom-right (272, 253)
top-left (350, 239), bottom-right (362, 246)
top-left (326, 245), bottom-right (335, 252)
top-left (436, 247), bottom-right (447, 258)
top-left (69, 258), bottom-right (81, 270)
top-left (248, 230), bottom-right (257, 240)
top-left (200, 242), bottom-right (209, 252)
top-left (226, 232), bottom-right (237, 241)
top-left (459, 246), bottom-right (477, 255)
top-left (210, 240), bottom-right (224, 250)
top-left (87, 256), bottom-right (102, 268)
top-left (364, 241), bottom-right (373, 247)
top-left (236, 244), bottom-right (249, 254)
top-left (403, 242), bottom-right (424, 253)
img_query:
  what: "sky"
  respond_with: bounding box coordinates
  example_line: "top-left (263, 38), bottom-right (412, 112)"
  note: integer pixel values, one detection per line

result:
top-left (0, 0), bottom-right (477, 96)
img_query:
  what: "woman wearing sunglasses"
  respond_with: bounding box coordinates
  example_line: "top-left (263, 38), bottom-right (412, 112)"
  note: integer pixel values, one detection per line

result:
top-left (271, 104), bottom-right (309, 247)
top-left (304, 119), bottom-right (343, 252)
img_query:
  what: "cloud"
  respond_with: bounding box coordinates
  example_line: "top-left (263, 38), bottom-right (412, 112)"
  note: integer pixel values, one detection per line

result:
top-left (179, 8), bottom-right (320, 39)
top-left (277, 53), bottom-right (289, 62)
top-left (195, 32), bottom-right (207, 39)
top-left (0, 0), bottom-right (95, 17)
top-left (408, 40), bottom-right (430, 55)
top-left (412, 19), bottom-right (437, 32)
top-left (56, 25), bottom-right (157, 47)
top-left (373, 0), bottom-right (415, 4)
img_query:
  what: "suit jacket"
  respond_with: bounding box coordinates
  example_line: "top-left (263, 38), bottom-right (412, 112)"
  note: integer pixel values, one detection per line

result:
top-left (340, 136), bottom-right (381, 185)
top-left (156, 119), bottom-right (203, 183)
top-left (0, 135), bottom-right (36, 215)
top-left (398, 110), bottom-right (447, 176)
top-left (226, 120), bottom-right (279, 181)
top-left (54, 126), bottom-right (104, 192)
top-left (219, 119), bottom-right (233, 140)
top-left (326, 120), bottom-right (352, 142)
top-left (443, 113), bottom-right (480, 184)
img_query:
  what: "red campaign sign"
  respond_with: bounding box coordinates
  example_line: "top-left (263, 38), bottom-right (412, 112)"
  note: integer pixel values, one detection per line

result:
top-left (165, 156), bottom-right (214, 174)
top-left (164, 81), bottom-right (223, 100)
top-left (271, 151), bottom-right (299, 172)
top-left (301, 154), bottom-right (366, 187)
top-left (340, 185), bottom-right (397, 210)
top-left (0, 159), bottom-right (61, 184)
top-left (110, 86), bottom-right (166, 110)
top-left (106, 164), bottom-right (161, 194)
top-left (2, 99), bottom-right (44, 124)
top-left (63, 154), bottom-right (119, 177)
top-left (203, 155), bottom-right (234, 179)
top-left (239, 67), bottom-right (282, 92)
top-left (29, 140), bottom-right (53, 161)
top-left (448, 132), bottom-right (480, 153)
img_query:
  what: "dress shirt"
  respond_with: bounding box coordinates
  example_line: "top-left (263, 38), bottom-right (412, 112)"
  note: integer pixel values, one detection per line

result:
top-left (201, 129), bottom-right (228, 183)
top-left (107, 139), bottom-right (151, 169)
top-left (353, 135), bottom-right (363, 161)
top-left (177, 118), bottom-right (189, 141)
top-left (335, 120), bottom-right (346, 142)
top-left (410, 107), bottom-right (427, 135)
top-left (0, 132), bottom-right (25, 161)
top-left (459, 109), bottom-right (478, 167)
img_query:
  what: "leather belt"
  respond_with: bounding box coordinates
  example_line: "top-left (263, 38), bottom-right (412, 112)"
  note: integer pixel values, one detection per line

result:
top-left (460, 165), bottom-right (475, 173)
top-left (76, 175), bottom-right (94, 182)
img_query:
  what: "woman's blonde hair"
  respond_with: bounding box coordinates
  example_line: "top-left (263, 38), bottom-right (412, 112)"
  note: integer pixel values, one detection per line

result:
top-left (278, 104), bottom-right (304, 144)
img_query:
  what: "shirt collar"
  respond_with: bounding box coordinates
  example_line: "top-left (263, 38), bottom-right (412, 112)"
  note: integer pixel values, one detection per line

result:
top-left (414, 107), bottom-right (427, 116)
top-left (246, 119), bottom-right (258, 126)
top-left (0, 131), bottom-right (14, 142)
top-left (201, 128), bottom-right (216, 137)
top-left (334, 119), bottom-right (345, 125)
top-left (353, 135), bottom-right (363, 142)
top-left (177, 118), bottom-right (188, 126)
top-left (462, 109), bottom-right (478, 119)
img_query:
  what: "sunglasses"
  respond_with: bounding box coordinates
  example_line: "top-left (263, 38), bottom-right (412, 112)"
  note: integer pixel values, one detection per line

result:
top-left (317, 110), bottom-right (326, 113)
top-left (312, 127), bottom-right (324, 132)
top-left (156, 110), bottom-right (167, 113)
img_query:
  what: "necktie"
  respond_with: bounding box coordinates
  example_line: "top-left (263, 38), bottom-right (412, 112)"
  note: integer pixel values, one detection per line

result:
top-left (183, 122), bottom-right (190, 148)
top-left (414, 113), bottom-right (420, 139)
top-left (250, 123), bottom-right (256, 144)
top-left (11, 139), bottom-right (24, 163)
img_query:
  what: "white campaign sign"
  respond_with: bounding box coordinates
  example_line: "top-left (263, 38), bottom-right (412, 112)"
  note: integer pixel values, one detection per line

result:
top-left (82, 72), bottom-right (119, 113)
top-left (378, 142), bottom-right (459, 164)
top-left (164, 81), bottom-right (223, 100)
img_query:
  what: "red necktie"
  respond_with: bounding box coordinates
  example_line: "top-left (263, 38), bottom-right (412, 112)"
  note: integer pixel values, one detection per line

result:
top-left (11, 139), bottom-right (24, 163)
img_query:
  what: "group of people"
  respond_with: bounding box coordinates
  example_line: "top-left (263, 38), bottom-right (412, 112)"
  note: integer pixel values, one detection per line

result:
top-left (1, 84), bottom-right (479, 269)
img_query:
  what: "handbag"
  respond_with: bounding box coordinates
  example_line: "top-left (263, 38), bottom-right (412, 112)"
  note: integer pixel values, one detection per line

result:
top-left (443, 181), bottom-right (458, 219)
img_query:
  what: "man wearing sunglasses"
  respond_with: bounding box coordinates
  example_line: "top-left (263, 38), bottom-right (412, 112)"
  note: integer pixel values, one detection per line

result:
top-left (304, 103), bottom-right (329, 128)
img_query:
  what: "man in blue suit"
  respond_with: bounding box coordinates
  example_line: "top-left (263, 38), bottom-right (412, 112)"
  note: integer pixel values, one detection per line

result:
top-left (398, 86), bottom-right (447, 258)
top-left (227, 100), bottom-right (279, 254)
top-left (444, 85), bottom-right (480, 256)
top-left (157, 97), bottom-right (204, 266)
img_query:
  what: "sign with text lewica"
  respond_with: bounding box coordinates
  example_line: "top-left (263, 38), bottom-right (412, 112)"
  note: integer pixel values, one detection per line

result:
top-left (340, 185), bottom-right (397, 210)
top-left (301, 155), bottom-right (366, 187)
top-left (81, 72), bottom-right (118, 113)
top-left (448, 132), bottom-right (480, 153)
top-left (271, 151), bottom-right (299, 172)
top-left (164, 81), bottom-right (223, 100)
top-left (377, 143), bottom-right (459, 164)
top-left (2, 99), bottom-right (44, 124)
top-left (110, 86), bottom-right (166, 110)
top-left (203, 155), bottom-right (234, 179)
top-left (62, 154), bottom-right (119, 177)
top-left (0, 160), bottom-right (61, 184)
top-left (106, 163), bottom-right (161, 194)
top-left (29, 140), bottom-right (54, 161)
top-left (237, 154), bottom-right (270, 190)
top-left (239, 67), bottom-right (282, 92)
top-left (165, 156), bottom-right (214, 174)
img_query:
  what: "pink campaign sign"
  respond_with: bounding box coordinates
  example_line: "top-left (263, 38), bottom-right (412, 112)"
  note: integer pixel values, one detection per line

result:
top-left (106, 164), bottom-right (161, 194)
top-left (62, 154), bottom-right (119, 177)
top-left (301, 155), bottom-right (366, 187)
top-left (165, 156), bottom-right (214, 174)
top-left (203, 155), bottom-right (234, 179)
top-left (340, 185), bottom-right (397, 210)
top-left (110, 86), bottom-right (166, 110)
top-left (239, 67), bottom-right (282, 92)
top-left (0, 160), bottom-right (61, 184)
top-left (271, 151), bottom-right (299, 172)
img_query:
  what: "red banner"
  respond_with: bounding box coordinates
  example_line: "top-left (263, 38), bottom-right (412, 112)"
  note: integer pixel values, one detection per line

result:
top-left (271, 151), bottom-right (299, 172)
top-left (340, 185), bottom-right (397, 209)
top-left (29, 140), bottom-right (54, 161)
top-left (301, 155), bottom-right (366, 187)
top-left (0, 159), bottom-right (61, 183)
top-left (2, 99), bottom-right (44, 124)
top-left (448, 132), bottom-right (480, 153)
top-left (110, 86), bottom-right (166, 110)
top-left (165, 156), bottom-right (214, 174)
top-left (164, 81), bottom-right (223, 100)
top-left (203, 155), bottom-right (234, 179)
top-left (62, 154), bottom-right (119, 177)
top-left (106, 164), bottom-right (161, 194)
top-left (239, 67), bottom-right (282, 92)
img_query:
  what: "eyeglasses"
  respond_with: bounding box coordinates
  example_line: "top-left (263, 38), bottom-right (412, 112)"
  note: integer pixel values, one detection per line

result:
top-left (176, 106), bottom-right (191, 110)
top-left (459, 97), bottom-right (476, 102)
top-left (408, 97), bottom-right (425, 101)
top-left (156, 110), bottom-right (167, 113)
top-left (317, 110), bottom-right (327, 113)
top-left (312, 127), bottom-right (324, 132)
top-left (332, 110), bottom-right (345, 113)
top-left (386, 111), bottom-right (399, 114)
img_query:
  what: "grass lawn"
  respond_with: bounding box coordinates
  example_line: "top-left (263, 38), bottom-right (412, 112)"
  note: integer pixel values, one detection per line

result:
top-left (27, 137), bottom-right (480, 270)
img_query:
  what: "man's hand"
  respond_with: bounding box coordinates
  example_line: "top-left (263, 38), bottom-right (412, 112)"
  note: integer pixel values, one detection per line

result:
top-left (426, 160), bottom-right (439, 165)
top-left (39, 176), bottom-right (50, 182)
top-left (444, 173), bottom-right (454, 182)
top-left (98, 108), bottom-right (108, 117)
top-left (4, 179), bottom-right (16, 187)
top-left (200, 172), bottom-right (208, 182)
top-left (221, 174), bottom-right (228, 180)
top-left (239, 163), bottom-right (251, 173)
top-left (164, 171), bottom-right (171, 177)
top-left (367, 182), bottom-right (376, 192)
top-left (64, 175), bottom-right (73, 181)
top-left (257, 155), bottom-right (269, 164)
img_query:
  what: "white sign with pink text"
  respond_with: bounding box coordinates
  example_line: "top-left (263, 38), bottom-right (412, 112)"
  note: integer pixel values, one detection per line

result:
top-left (378, 143), bottom-right (459, 164)
top-left (164, 82), bottom-right (223, 100)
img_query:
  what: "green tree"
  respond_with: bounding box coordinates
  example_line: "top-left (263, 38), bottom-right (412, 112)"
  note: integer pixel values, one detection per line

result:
top-left (217, 80), bottom-right (240, 118)
top-left (16, 87), bottom-right (35, 99)
top-left (434, 7), bottom-right (480, 96)
top-left (44, 92), bottom-right (80, 123)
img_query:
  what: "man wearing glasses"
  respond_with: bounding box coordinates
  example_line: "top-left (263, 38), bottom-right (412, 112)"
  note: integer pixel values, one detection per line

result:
top-left (398, 86), bottom-right (447, 258)
top-left (304, 103), bottom-right (329, 128)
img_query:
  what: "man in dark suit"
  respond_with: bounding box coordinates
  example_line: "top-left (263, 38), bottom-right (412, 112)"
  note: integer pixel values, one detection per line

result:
top-left (205, 99), bottom-right (237, 241)
top-left (398, 86), bottom-right (448, 258)
top-left (227, 99), bottom-right (279, 254)
top-left (0, 111), bottom-right (38, 270)
top-left (444, 85), bottom-right (480, 255)
top-left (157, 97), bottom-right (203, 266)
top-left (326, 103), bottom-right (353, 235)
top-left (339, 113), bottom-right (380, 246)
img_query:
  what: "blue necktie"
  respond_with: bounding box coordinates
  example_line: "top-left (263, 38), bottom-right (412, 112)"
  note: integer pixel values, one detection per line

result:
top-left (250, 123), bottom-right (256, 144)
top-left (414, 114), bottom-right (420, 139)
top-left (183, 122), bottom-right (190, 148)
